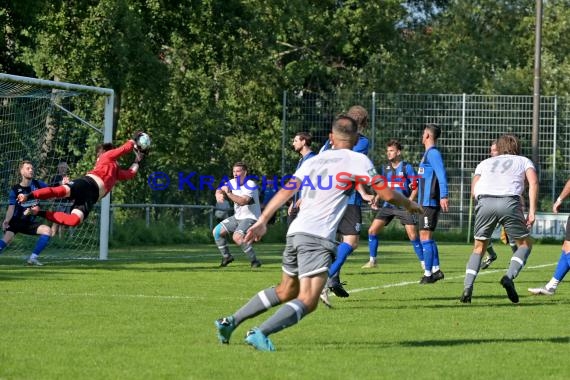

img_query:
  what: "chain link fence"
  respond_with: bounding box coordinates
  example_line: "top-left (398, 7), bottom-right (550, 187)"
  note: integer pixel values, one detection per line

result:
top-left (281, 92), bottom-right (570, 232)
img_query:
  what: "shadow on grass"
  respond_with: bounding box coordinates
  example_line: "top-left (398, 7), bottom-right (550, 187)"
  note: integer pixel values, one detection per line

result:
top-left (400, 336), bottom-right (569, 347)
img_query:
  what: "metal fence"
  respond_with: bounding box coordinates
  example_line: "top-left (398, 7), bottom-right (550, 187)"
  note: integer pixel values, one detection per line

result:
top-left (281, 92), bottom-right (570, 232)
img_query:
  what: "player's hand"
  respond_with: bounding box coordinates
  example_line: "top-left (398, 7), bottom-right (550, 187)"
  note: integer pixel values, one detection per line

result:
top-left (220, 185), bottom-right (230, 194)
top-left (16, 193), bottom-right (28, 203)
top-left (215, 191), bottom-right (225, 203)
top-left (526, 213), bottom-right (536, 229)
top-left (244, 221), bottom-right (268, 243)
top-left (2, 220), bottom-right (9, 231)
top-left (553, 198), bottom-right (563, 213)
top-left (61, 176), bottom-right (70, 185)
top-left (440, 198), bottom-right (449, 212)
top-left (134, 149), bottom-right (145, 163)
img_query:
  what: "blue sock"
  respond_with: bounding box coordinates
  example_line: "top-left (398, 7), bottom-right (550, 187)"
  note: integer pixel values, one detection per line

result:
top-left (553, 251), bottom-right (570, 281)
top-left (0, 239), bottom-right (6, 254)
top-left (328, 242), bottom-right (353, 277)
top-left (32, 235), bottom-right (50, 255)
top-left (411, 238), bottom-right (423, 262)
top-left (422, 239), bottom-right (434, 274)
top-left (432, 241), bottom-right (440, 267)
top-left (368, 234), bottom-right (378, 259)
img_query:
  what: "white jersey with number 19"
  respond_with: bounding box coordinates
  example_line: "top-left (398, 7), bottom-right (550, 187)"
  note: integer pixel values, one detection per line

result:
top-left (287, 148), bottom-right (380, 241)
top-left (473, 154), bottom-right (535, 198)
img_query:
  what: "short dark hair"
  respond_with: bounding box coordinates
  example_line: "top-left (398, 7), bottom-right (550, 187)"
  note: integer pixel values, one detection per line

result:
top-left (19, 160), bottom-right (33, 170)
top-left (386, 139), bottom-right (403, 151)
top-left (295, 131), bottom-right (312, 147)
top-left (332, 115), bottom-right (358, 144)
top-left (425, 123), bottom-right (441, 140)
top-left (233, 161), bottom-right (248, 172)
top-left (96, 143), bottom-right (115, 154)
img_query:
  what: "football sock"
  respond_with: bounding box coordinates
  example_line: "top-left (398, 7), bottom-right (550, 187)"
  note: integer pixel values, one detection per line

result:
top-left (258, 299), bottom-right (308, 336)
top-left (506, 246), bottom-right (531, 279)
top-left (486, 243), bottom-right (497, 258)
top-left (368, 234), bottom-right (378, 260)
top-left (546, 277), bottom-right (560, 290)
top-left (240, 242), bottom-right (257, 262)
top-left (328, 242), bottom-right (353, 277)
top-left (44, 211), bottom-right (81, 227)
top-left (411, 238), bottom-right (423, 262)
top-left (464, 253), bottom-right (482, 289)
top-left (432, 240), bottom-right (440, 269)
top-left (32, 185), bottom-right (68, 200)
top-left (32, 234), bottom-right (50, 255)
top-left (552, 251), bottom-right (570, 282)
top-left (213, 224), bottom-right (230, 256)
top-left (422, 239), bottom-right (434, 276)
top-left (0, 240), bottom-right (6, 254)
top-left (233, 287), bottom-right (280, 326)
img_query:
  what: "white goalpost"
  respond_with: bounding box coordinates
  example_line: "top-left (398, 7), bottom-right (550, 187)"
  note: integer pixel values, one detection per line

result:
top-left (0, 73), bottom-right (114, 260)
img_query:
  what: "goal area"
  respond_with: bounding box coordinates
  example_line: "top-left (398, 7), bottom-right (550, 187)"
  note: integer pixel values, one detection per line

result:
top-left (0, 73), bottom-right (114, 260)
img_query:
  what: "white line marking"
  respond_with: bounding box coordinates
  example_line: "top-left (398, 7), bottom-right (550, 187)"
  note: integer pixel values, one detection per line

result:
top-left (349, 262), bottom-right (557, 294)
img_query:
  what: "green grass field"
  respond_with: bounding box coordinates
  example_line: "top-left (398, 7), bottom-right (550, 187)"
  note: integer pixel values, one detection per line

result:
top-left (1, 242), bottom-right (568, 380)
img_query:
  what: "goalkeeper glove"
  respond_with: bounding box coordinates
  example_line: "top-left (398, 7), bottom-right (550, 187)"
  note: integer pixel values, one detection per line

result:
top-left (134, 148), bottom-right (145, 163)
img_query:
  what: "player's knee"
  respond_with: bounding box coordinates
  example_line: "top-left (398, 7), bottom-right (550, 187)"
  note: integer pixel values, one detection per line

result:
top-left (232, 233), bottom-right (244, 245)
top-left (212, 224), bottom-right (221, 239)
top-left (37, 225), bottom-right (52, 236)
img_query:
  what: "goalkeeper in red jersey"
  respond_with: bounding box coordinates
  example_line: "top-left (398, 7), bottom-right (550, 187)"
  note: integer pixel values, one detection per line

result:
top-left (17, 133), bottom-right (147, 227)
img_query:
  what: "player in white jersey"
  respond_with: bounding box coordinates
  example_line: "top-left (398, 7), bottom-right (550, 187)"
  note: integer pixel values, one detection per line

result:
top-left (480, 140), bottom-right (519, 270)
top-left (214, 115), bottom-right (422, 351)
top-left (213, 162), bottom-right (262, 268)
top-left (460, 134), bottom-right (538, 304)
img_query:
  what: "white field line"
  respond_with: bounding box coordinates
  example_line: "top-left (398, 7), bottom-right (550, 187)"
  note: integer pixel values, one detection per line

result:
top-left (348, 262), bottom-right (557, 294)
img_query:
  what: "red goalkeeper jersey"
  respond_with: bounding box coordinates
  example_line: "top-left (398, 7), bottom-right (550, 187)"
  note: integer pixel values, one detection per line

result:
top-left (88, 140), bottom-right (137, 194)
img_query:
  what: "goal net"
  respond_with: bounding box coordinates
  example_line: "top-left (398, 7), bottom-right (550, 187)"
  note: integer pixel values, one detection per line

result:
top-left (0, 73), bottom-right (113, 260)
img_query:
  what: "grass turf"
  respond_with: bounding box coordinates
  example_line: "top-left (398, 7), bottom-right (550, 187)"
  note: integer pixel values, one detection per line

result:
top-left (1, 242), bottom-right (568, 379)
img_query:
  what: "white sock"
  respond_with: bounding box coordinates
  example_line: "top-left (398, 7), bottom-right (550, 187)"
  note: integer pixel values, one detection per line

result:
top-left (546, 278), bottom-right (559, 289)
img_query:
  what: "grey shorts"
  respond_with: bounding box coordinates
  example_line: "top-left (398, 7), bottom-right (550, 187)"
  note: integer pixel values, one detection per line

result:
top-left (474, 196), bottom-right (529, 240)
top-left (220, 216), bottom-right (256, 236)
top-left (282, 233), bottom-right (336, 279)
top-left (375, 207), bottom-right (417, 225)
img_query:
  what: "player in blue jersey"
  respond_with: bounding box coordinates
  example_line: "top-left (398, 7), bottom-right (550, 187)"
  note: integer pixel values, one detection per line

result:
top-left (528, 176), bottom-right (570, 296)
top-left (287, 132), bottom-right (317, 225)
top-left (363, 139), bottom-right (424, 269)
top-left (0, 161), bottom-right (52, 266)
top-left (417, 124), bottom-right (449, 284)
top-left (320, 105), bottom-right (373, 305)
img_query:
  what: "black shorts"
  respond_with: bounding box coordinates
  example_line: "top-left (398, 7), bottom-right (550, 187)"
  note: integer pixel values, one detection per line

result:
top-left (420, 206), bottom-right (441, 231)
top-left (375, 207), bottom-right (417, 226)
top-left (68, 176), bottom-right (100, 220)
top-left (6, 218), bottom-right (43, 235)
top-left (338, 204), bottom-right (362, 236)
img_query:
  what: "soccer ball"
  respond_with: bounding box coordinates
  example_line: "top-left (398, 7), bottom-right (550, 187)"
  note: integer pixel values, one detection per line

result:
top-left (136, 132), bottom-right (152, 151)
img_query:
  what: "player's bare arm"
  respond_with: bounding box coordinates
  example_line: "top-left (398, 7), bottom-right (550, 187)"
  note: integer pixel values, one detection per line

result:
top-left (525, 167), bottom-right (539, 227)
top-left (553, 178), bottom-right (570, 213)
